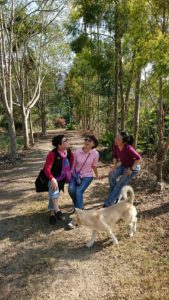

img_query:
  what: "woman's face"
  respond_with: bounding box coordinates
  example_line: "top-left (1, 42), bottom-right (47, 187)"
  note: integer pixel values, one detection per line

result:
top-left (115, 134), bottom-right (123, 146)
top-left (84, 137), bottom-right (95, 149)
top-left (58, 137), bottom-right (70, 150)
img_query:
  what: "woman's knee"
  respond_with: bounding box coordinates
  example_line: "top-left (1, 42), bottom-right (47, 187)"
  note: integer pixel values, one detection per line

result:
top-left (68, 184), bottom-right (76, 195)
top-left (76, 189), bottom-right (84, 198)
top-left (109, 170), bottom-right (117, 181)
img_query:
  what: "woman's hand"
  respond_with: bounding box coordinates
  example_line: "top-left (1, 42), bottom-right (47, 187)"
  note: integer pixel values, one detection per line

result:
top-left (109, 165), bottom-right (117, 177)
top-left (51, 178), bottom-right (58, 191)
top-left (111, 165), bottom-right (117, 172)
top-left (124, 168), bottom-right (132, 176)
top-left (94, 175), bottom-right (102, 180)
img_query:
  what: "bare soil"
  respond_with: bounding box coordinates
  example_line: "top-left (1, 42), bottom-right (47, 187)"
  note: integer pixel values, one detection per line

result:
top-left (0, 130), bottom-right (169, 300)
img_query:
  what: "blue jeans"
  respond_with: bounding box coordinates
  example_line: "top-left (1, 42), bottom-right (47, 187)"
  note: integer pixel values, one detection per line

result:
top-left (104, 165), bottom-right (141, 207)
top-left (48, 181), bottom-right (60, 211)
top-left (68, 177), bottom-right (93, 209)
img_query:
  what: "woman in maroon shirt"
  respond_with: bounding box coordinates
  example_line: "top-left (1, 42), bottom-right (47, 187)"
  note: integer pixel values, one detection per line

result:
top-left (103, 132), bottom-right (141, 207)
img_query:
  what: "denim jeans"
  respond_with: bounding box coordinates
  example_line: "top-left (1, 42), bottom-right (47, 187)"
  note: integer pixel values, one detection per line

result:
top-left (48, 180), bottom-right (60, 211)
top-left (104, 165), bottom-right (141, 207)
top-left (68, 176), bottom-right (93, 209)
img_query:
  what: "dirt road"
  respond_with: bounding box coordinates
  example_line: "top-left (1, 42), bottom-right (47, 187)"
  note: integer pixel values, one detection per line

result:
top-left (0, 130), bottom-right (168, 300)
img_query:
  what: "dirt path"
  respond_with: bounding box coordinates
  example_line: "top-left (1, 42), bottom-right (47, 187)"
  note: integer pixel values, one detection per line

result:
top-left (0, 130), bottom-right (169, 300)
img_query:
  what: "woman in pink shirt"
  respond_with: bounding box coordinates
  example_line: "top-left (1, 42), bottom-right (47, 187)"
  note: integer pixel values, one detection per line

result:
top-left (67, 135), bottom-right (99, 229)
top-left (103, 131), bottom-right (141, 207)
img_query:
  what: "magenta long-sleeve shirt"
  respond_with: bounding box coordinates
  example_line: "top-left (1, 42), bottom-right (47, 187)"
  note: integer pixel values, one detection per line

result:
top-left (113, 144), bottom-right (141, 168)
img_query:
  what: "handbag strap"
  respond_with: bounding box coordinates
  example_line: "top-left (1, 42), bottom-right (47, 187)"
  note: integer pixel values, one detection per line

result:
top-left (78, 153), bottom-right (90, 173)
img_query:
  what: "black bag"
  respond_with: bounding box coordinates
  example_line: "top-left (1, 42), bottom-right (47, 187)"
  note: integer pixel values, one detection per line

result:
top-left (73, 172), bottom-right (81, 185)
top-left (73, 153), bottom-right (90, 186)
top-left (35, 169), bottom-right (49, 192)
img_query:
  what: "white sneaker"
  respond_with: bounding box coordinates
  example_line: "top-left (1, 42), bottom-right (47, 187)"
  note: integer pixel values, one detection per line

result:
top-left (66, 221), bottom-right (75, 230)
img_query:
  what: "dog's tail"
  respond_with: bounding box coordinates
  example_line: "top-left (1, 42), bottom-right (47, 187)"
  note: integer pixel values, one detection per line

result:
top-left (121, 185), bottom-right (135, 204)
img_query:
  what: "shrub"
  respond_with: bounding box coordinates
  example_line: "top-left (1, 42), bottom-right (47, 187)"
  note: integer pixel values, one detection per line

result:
top-left (54, 117), bottom-right (66, 128)
top-left (66, 123), bottom-right (75, 130)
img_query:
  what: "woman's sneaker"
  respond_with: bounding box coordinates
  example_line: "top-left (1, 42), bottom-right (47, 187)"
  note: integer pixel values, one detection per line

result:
top-left (65, 220), bottom-right (75, 230)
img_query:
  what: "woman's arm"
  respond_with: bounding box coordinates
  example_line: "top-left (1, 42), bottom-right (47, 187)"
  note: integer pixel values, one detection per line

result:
top-left (125, 158), bottom-right (141, 176)
top-left (44, 152), bottom-right (55, 180)
top-left (130, 158), bottom-right (141, 171)
top-left (112, 157), bottom-right (121, 169)
top-left (112, 144), bottom-right (121, 170)
top-left (71, 150), bottom-right (77, 173)
top-left (92, 166), bottom-right (99, 178)
top-left (44, 151), bottom-right (58, 190)
top-left (92, 151), bottom-right (99, 178)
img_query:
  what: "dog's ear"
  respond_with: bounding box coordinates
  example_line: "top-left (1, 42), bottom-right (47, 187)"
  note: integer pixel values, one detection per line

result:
top-left (71, 211), bottom-right (81, 225)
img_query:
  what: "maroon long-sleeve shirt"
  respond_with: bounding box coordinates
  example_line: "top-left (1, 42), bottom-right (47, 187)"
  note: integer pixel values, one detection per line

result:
top-left (113, 144), bottom-right (141, 168)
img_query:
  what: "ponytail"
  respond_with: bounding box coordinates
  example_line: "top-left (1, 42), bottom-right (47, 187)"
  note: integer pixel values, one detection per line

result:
top-left (128, 135), bottom-right (134, 146)
top-left (120, 132), bottom-right (134, 146)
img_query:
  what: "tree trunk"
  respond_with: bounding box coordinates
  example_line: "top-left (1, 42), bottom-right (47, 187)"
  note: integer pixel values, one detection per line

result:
top-left (119, 39), bottom-right (125, 131)
top-left (156, 77), bottom-right (164, 182)
top-left (97, 94), bottom-right (100, 133)
top-left (124, 60), bottom-right (135, 122)
top-left (7, 111), bottom-right (18, 159)
top-left (21, 105), bottom-right (29, 149)
top-left (156, 4), bottom-right (167, 182)
top-left (29, 111), bottom-right (34, 145)
top-left (133, 70), bottom-right (141, 148)
top-left (114, 3), bottom-right (120, 136)
top-left (41, 95), bottom-right (46, 135)
top-left (0, 2), bottom-right (18, 160)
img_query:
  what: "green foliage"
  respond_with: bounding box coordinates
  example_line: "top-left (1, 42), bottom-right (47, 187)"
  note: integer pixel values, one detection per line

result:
top-left (0, 115), bottom-right (23, 131)
top-left (98, 131), bottom-right (115, 162)
top-left (1, 0), bottom-right (169, 164)
top-left (100, 131), bottom-right (114, 150)
top-left (73, 0), bottom-right (105, 24)
top-left (70, 34), bottom-right (91, 53)
top-left (0, 133), bottom-right (23, 153)
top-left (136, 106), bottom-right (157, 155)
top-left (0, 116), bottom-right (8, 130)
top-left (0, 0), bottom-right (7, 5)
top-left (66, 123), bottom-right (75, 130)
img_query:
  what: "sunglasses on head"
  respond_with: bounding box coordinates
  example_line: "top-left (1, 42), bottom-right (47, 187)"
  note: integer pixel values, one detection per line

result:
top-left (62, 138), bottom-right (68, 143)
top-left (84, 138), bottom-right (92, 142)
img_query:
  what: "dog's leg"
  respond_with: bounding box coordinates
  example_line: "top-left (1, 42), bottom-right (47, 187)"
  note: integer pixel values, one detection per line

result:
top-left (129, 217), bottom-right (137, 237)
top-left (86, 230), bottom-right (97, 248)
top-left (101, 219), bottom-right (118, 245)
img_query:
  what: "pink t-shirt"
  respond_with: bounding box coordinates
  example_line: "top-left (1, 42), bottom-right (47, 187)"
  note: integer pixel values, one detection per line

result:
top-left (72, 148), bottom-right (99, 178)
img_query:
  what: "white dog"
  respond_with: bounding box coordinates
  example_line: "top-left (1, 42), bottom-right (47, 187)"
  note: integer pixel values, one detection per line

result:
top-left (71, 186), bottom-right (137, 247)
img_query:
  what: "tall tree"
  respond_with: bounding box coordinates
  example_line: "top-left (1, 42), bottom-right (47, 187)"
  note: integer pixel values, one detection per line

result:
top-left (0, 0), bottom-right (18, 159)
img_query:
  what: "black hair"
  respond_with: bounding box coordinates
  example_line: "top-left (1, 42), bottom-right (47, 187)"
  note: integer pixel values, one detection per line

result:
top-left (120, 132), bottom-right (134, 146)
top-left (52, 135), bottom-right (64, 148)
top-left (86, 135), bottom-right (99, 148)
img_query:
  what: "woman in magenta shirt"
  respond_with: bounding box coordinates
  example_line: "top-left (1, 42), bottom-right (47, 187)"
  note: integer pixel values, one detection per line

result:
top-left (103, 131), bottom-right (141, 207)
